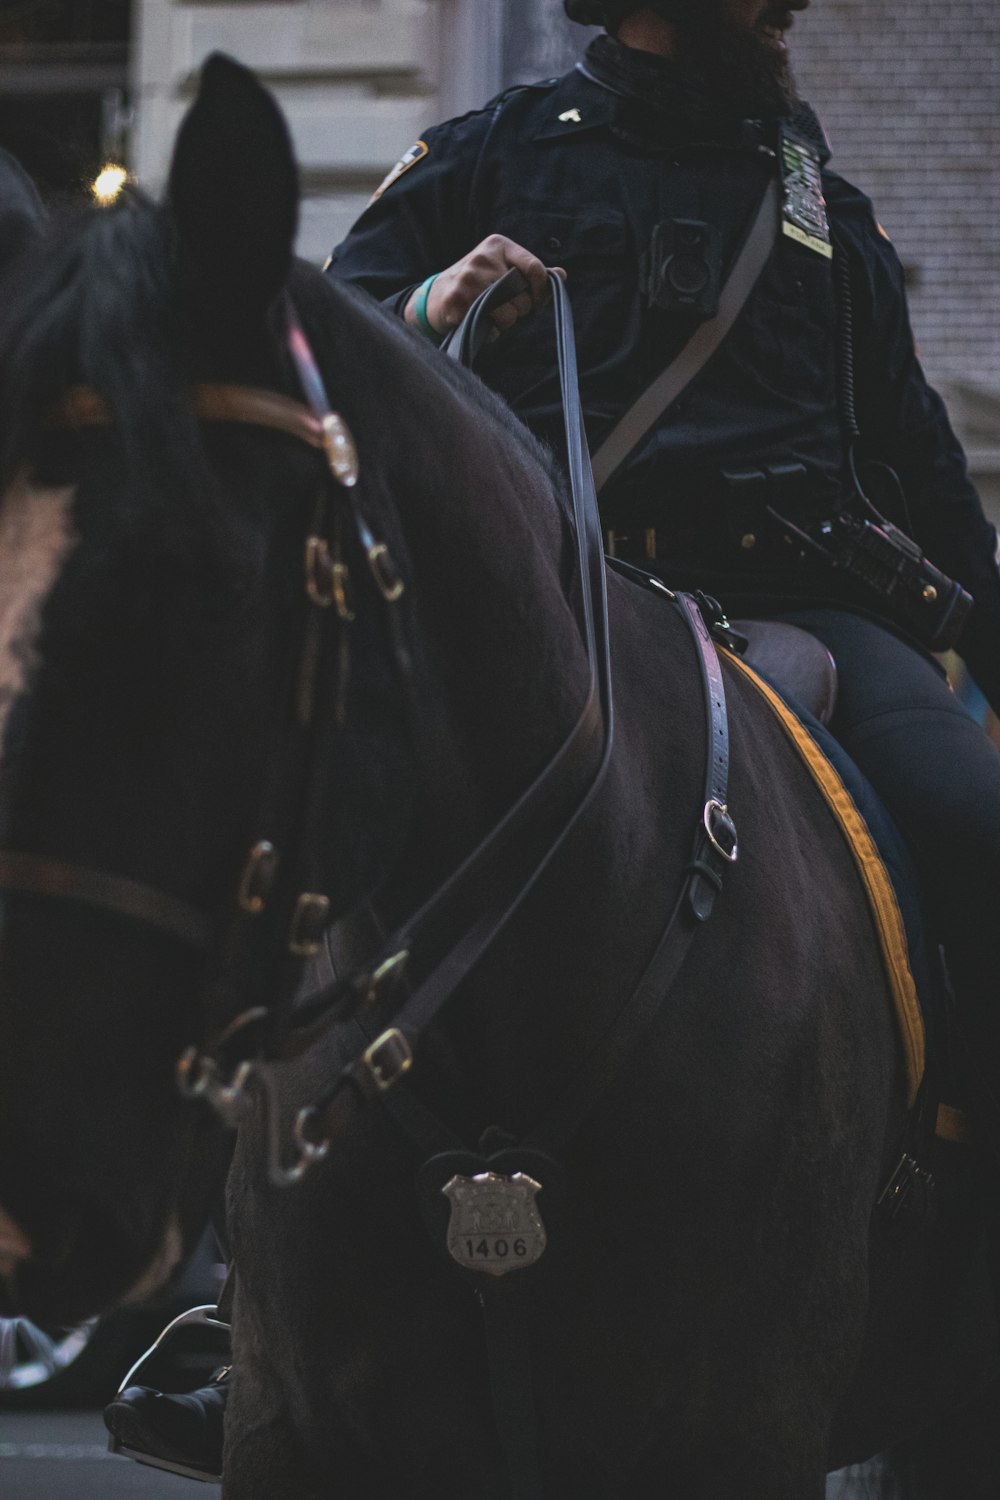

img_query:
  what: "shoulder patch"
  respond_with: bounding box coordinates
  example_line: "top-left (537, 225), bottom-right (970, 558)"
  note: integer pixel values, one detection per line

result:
top-left (369, 140), bottom-right (429, 204)
top-left (877, 222), bottom-right (892, 242)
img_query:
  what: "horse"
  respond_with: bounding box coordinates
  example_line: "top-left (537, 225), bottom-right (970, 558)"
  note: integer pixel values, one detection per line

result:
top-left (0, 54), bottom-right (995, 1500)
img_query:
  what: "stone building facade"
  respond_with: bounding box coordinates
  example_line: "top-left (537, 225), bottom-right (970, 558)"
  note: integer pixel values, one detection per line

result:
top-left (130, 0), bottom-right (496, 265)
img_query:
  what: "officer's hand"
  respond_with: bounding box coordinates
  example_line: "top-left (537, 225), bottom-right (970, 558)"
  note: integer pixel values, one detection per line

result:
top-left (405, 235), bottom-right (566, 337)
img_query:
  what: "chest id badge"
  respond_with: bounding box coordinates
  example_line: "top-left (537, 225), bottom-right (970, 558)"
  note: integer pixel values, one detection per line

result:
top-left (443, 1171), bottom-right (547, 1277)
top-left (779, 126), bottom-right (832, 260)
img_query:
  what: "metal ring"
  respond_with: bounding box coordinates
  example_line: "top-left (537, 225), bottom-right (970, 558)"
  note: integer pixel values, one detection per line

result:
top-left (703, 799), bottom-right (739, 864)
top-left (292, 1106), bottom-right (332, 1173)
top-left (176, 1047), bottom-right (214, 1099)
top-left (215, 1059), bottom-right (256, 1113)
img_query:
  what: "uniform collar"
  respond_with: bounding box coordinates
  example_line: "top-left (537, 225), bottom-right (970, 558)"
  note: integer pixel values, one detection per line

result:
top-left (545, 34), bottom-right (809, 153)
top-left (526, 69), bottom-right (619, 144)
top-left (524, 40), bottom-right (830, 164)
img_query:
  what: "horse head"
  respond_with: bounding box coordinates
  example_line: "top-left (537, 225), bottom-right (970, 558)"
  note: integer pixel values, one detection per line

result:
top-left (0, 51), bottom-right (585, 1329)
top-left (0, 56), bottom-right (393, 1322)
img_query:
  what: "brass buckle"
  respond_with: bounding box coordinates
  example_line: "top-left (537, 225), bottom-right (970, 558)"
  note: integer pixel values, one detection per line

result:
top-left (362, 1028), bottom-right (413, 1093)
top-left (366, 542), bottom-right (405, 603)
top-left (288, 892), bottom-right (331, 957)
top-left (363, 948), bottom-right (410, 1006)
top-left (305, 536), bottom-right (336, 607)
top-left (703, 799), bottom-right (739, 863)
top-left (237, 840), bottom-right (278, 914)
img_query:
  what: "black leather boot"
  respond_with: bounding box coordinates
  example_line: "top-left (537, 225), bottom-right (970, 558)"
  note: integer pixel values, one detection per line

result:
top-left (104, 1300), bottom-right (232, 1483)
top-left (104, 1365), bottom-right (229, 1483)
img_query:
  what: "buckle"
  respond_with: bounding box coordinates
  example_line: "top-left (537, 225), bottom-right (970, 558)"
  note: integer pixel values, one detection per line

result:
top-left (237, 840), bottom-right (278, 914)
top-left (362, 1028), bottom-right (413, 1093)
top-left (605, 528), bottom-right (657, 561)
top-left (703, 799), bottom-right (738, 863)
top-left (289, 892), bottom-right (331, 956)
top-left (366, 542), bottom-right (405, 603)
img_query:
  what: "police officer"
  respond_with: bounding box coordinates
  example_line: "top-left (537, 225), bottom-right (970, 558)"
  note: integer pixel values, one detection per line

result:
top-left (327, 2), bottom-right (1000, 1105)
top-left (327, 0), bottom-right (1000, 702)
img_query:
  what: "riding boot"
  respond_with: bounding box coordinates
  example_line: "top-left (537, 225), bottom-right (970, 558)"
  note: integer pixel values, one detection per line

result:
top-left (104, 1364), bottom-right (229, 1483)
top-left (104, 1269), bottom-right (235, 1484)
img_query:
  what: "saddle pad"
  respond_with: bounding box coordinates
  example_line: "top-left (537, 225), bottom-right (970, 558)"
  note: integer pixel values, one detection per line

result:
top-left (723, 648), bottom-right (925, 1106)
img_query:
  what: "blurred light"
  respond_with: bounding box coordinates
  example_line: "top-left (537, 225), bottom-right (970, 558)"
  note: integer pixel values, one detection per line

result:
top-left (92, 164), bottom-right (128, 205)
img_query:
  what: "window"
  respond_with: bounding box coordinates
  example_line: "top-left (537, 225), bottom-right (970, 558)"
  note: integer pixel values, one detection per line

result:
top-left (0, 0), bottom-right (131, 199)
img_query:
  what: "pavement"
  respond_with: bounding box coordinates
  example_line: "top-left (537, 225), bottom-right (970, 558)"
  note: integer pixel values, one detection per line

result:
top-left (0, 1408), bottom-right (892, 1498)
top-left (0, 1410), bottom-right (221, 1499)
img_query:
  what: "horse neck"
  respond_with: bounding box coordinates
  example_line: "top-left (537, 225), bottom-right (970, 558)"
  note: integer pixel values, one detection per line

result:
top-left (351, 330), bottom-right (593, 871)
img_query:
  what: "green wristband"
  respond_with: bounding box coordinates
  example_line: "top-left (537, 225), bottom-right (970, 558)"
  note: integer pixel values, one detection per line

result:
top-left (413, 274), bottom-right (444, 344)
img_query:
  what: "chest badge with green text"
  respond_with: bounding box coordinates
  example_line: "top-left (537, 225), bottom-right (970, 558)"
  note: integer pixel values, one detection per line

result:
top-left (780, 132), bottom-right (833, 259)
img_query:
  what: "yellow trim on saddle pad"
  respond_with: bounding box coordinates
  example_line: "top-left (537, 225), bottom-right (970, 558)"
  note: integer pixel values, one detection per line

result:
top-left (723, 650), bottom-right (925, 1107)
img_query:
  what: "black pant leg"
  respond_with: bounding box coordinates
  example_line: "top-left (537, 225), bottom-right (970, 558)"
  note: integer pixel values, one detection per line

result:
top-left (780, 609), bottom-right (1000, 1017)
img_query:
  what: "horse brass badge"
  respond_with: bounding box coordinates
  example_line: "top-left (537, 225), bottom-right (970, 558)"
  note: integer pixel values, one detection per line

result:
top-left (443, 1172), bottom-right (547, 1277)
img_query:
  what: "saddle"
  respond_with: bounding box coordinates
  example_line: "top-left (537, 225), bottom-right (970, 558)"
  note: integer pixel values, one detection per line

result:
top-left (734, 619), bottom-right (838, 725)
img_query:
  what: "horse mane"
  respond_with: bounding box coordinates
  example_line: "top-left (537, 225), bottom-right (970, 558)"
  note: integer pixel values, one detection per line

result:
top-left (0, 195), bottom-right (206, 502)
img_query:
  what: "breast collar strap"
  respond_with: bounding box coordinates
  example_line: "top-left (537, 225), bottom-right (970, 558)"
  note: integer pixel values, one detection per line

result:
top-left (344, 575), bottom-right (737, 1171)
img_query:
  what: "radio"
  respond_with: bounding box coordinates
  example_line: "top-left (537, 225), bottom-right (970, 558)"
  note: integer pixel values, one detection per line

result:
top-left (817, 512), bottom-right (972, 652)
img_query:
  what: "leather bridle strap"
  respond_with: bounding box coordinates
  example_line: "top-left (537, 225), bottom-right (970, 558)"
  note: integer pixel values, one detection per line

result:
top-left (0, 378), bottom-right (340, 962)
top-left (53, 384), bottom-right (328, 452)
top-left (0, 851), bottom-right (213, 951)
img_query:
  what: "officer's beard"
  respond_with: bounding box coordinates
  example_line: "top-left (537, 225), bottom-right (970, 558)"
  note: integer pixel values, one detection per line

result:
top-left (673, 5), bottom-right (800, 120)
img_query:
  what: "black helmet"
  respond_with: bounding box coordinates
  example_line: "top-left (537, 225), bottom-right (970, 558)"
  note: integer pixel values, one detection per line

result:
top-left (564, 0), bottom-right (695, 28)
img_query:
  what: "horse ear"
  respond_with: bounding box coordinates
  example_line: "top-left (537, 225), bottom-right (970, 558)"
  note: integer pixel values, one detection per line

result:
top-left (167, 53), bottom-right (299, 317)
top-left (0, 150), bottom-right (46, 277)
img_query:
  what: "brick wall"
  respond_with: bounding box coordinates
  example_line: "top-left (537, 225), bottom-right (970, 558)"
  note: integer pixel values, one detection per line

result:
top-left (791, 0), bottom-right (1000, 393)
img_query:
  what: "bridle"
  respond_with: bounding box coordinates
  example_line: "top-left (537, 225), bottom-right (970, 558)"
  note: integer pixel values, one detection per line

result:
top-left (0, 278), bottom-right (619, 1178)
top-left (0, 377), bottom-right (358, 958)
top-left (0, 274), bottom-right (737, 1194)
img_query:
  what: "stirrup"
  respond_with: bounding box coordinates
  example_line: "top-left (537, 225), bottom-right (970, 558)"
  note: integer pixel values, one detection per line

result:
top-left (106, 1304), bottom-right (230, 1484)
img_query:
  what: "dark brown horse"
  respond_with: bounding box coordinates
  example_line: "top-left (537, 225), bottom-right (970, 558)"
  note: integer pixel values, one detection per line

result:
top-left (0, 57), bottom-right (994, 1500)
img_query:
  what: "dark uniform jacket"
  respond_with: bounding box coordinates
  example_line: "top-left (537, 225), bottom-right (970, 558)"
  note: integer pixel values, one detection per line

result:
top-left (328, 37), bottom-right (1000, 707)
